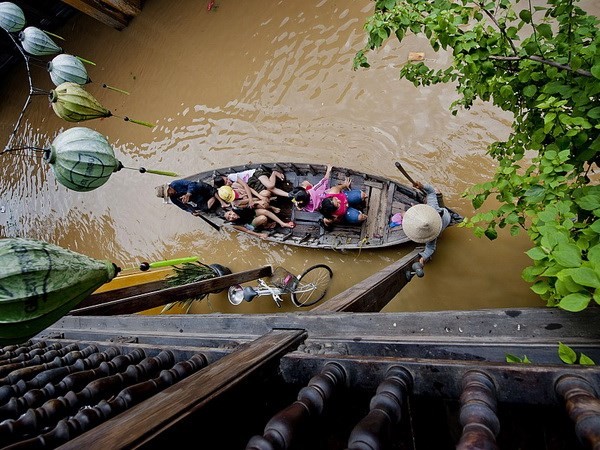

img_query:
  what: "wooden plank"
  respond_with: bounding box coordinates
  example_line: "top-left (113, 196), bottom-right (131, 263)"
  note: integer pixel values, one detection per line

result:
top-left (78, 279), bottom-right (170, 308)
top-left (60, 0), bottom-right (128, 29)
top-left (362, 180), bottom-right (386, 242)
top-left (58, 329), bottom-right (306, 450)
top-left (69, 266), bottom-right (273, 315)
top-left (311, 249), bottom-right (422, 312)
top-left (99, 0), bottom-right (142, 16)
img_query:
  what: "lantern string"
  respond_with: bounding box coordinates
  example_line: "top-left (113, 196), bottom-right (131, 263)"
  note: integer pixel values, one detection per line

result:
top-left (3, 29), bottom-right (37, 152)
top-left (42, 30), bottom-right (65, 41)
top-left (75, 56), bottom-right (96, 66)
top-left (119, 116), bottom-right (154, 128)
top-left (102, 84), bottom-right (130, 95)
top-left (121, 166), bottom-right (179, 177)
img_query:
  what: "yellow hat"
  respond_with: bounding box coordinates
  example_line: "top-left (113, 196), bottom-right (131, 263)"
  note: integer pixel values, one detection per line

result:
top-left (218, 185), bottom-right (235, 203)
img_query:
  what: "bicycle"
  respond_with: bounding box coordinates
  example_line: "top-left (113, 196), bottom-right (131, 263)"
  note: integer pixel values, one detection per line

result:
top-left (227, 265), bottom-right (333, 308)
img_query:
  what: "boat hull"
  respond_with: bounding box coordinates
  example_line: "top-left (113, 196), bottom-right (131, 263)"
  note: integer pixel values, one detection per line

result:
top-left (157, 163), bottom-right (462, 250)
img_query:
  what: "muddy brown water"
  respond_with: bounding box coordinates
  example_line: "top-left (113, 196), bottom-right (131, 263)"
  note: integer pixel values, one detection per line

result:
top-left (2, 0), bottom-right (595, 314)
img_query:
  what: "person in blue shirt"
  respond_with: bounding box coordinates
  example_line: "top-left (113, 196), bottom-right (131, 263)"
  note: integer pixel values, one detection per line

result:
top-left (401, 182), bottom-right (452, 264)
top-left (157, 179), bottom-right (218, 215)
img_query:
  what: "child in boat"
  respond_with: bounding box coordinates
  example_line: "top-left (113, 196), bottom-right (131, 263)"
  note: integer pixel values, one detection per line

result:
top-left (216, 182), bottom-right (269, 209)
top-left (318, 177), bottom-right (368, 227)
top-left (223, 206), bottom-right (295, 239)
top-left (288, 164), bottom-right (333, 212)
top-left (214, 167), bottom-right (290, 205)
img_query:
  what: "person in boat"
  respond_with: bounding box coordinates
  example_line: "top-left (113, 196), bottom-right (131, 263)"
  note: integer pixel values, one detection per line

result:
top-left (288, 164), bottom-right (333, 212)
top-left (317, 177), bottom-right (368, 228)
top-left (223, 206), bottom-right (295, 239)
top-left (216, 181), bottom-right (270, 209)
top-left (214, 167), bottom-right (290, 203)
top-left (156, 179), bottom-right (217, 216)
top-left (402, 181), bottom-right (452, 265)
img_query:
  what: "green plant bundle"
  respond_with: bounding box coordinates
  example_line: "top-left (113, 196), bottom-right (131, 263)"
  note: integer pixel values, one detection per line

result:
top-left (355, 0), bottom-right (600, 312)
top-left (162, 262), bottom-right (217, 313)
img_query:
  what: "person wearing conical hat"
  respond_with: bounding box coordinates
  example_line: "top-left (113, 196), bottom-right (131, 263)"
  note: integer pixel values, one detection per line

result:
top-left (402, 181), bottom-right (452, 265)
top-left (155, 179), bottom-right (218, 216)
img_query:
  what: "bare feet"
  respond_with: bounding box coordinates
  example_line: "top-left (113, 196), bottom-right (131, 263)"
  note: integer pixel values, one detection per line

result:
top-left (282, 221), bottom-right (295, 228)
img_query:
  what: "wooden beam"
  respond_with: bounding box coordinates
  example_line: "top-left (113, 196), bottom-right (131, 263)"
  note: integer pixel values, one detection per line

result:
top-left (311, 249), bottom-right (422, 313)
top-left (58, 329), bottom-right (306, 450)
top-left (99, 0), bottom-right (142, 17)
top-left (69, 266), bottom-right (273, 315)
top-left (60, 0), bottom-right (129, 30)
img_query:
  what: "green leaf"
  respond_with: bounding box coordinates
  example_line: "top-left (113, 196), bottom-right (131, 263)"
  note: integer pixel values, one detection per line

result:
top-left (536, 23), bottom-right (552, 39)
top-left (579, 353), bottom-right (596, 365)
top-left (576, 195), bottom-right (600, 211)
top-left (588, 107), bottom-right (600, 119)
top-left (553, 244), bottom-right (582, 268)
top-left (570, 267), bottom-right (600, 288)
top-left (592, 65), bottom-right (600, 80)
top-left (523, 85), bottom-right (537, 98)
top-left (558, 342), bottom-right (577, 364)
top-left (506, 353), bottom-right (523, 363)
top-left (526, 246), bottom-right (547, 261)
top-left (519, 9), bottom-right (531, 23)
top-left (558, 293), bottom-right (591, 312)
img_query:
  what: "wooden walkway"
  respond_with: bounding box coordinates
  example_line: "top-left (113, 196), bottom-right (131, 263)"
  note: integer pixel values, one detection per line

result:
top-left (8, 249), bottom-right (597, 449)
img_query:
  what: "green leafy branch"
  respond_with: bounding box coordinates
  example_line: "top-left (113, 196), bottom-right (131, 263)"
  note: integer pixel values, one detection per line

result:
top-left (355, 0), bottom-right (600, 312)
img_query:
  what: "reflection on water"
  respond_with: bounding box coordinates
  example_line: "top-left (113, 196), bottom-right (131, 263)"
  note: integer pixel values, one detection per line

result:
top-left (5, 0), bottom-right (591, 313)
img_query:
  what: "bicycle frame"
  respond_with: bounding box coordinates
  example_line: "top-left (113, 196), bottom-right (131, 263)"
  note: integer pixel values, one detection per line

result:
top-left (228, 264), bottom-right (333, 308)
top-left (228, 278), bottom-right (319, 307)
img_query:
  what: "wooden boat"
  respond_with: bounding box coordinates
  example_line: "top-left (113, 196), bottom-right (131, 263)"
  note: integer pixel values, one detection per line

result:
top-left (156, 162), bottom-right (463, 250)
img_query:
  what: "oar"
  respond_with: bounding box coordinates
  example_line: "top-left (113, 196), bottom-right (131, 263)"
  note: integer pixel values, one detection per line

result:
top-left (395, 161), bottom-right (426, 197)
top-left (196, 213), bottom-right (222, 232)
top-left (395, 161), bottom-right (417, 186)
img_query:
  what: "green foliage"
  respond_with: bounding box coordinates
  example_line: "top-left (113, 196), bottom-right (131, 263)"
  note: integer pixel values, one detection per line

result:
top-left (558, 342), bottom-right (596, 364)
top-left (162, 262), bottom-right (217, 313)
top-left (355, 0), bottom-right (600, 312)
top-left (506, 353), bottom-right (531, 363)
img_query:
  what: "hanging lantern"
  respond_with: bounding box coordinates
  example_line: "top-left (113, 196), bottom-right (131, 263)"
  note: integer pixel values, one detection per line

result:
top-left (18, 26), bottom-right (62, 56)
top-left (0, 2), bottom-right (25, 32)
top-left (0, 238), bottom-right (118, 346)
top-left (49, 82), bottom-right (111, 123)
top-left (48, 54), bottom-right (90, 86)
top-left (49, 82), bottom-right (154, 128)
top-left (44, 127), bottom-right (122, 192)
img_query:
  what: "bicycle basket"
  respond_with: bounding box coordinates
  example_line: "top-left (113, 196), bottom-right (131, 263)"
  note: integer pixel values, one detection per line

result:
top-left (270, 267), bottom-right (299, 292)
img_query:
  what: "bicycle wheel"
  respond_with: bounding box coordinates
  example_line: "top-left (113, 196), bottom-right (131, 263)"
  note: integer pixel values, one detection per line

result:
top-left (291, 264), bottom-right (333, 307)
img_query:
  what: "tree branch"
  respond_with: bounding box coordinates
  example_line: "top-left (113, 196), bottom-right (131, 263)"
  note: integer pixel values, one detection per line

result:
top-left (489, 55), bottom-right (592, 77)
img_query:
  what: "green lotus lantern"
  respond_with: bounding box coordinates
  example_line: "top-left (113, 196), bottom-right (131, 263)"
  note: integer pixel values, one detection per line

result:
top-left (49, 82), bottom-right (154, 127)
top-left (0, 2), bottom-right (25, 32)
top-left (49, 82), bottom-right (110, 122)
top-left (43, 127), bottom-right (121, 192)
top-left (48, 54), bottom-right (90, 86)
top-left (18, 26), bottom-right (61, 55)
top-left (0, 238), bottom-right (119, 346)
